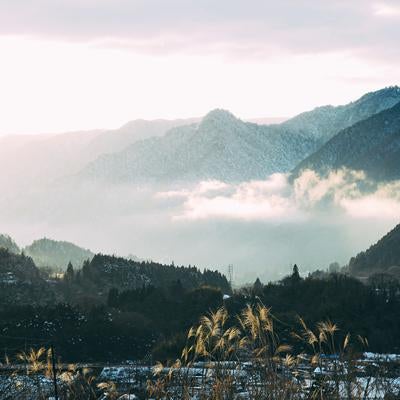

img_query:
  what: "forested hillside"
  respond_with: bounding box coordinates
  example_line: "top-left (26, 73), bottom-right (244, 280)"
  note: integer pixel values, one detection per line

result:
top-left (80, 88), bottom-right (400, 184)
top-left (293, 101), bottom-right (400, 181)
top-left (349, 223), bottom-right (400, 276)
top-left (24, 238), bottom-right (95, 270)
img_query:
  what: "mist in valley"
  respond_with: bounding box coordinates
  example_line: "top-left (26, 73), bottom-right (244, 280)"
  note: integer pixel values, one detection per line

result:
top-left (1, 158), bottom-right (398, 283)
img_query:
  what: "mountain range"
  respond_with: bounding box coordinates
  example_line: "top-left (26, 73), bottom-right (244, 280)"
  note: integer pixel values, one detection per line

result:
top-left (1, 86), bottom-right (399, 188)
top-left (293, 100), bottom-right (400, 180)
top-left (2, 86), bottom-right (400, 281)
top-left (80, 109), bottom-right (317, 183)
top-left (282, 86), bottom-right (400, 142)
top-left (79, 86), bottom-right (400, 184)
top-left (0, 118), bottom-right (195, 191)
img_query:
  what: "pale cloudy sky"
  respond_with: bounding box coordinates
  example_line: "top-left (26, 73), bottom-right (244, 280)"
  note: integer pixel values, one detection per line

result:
top-left (0, 0), bottom-right (399, 134)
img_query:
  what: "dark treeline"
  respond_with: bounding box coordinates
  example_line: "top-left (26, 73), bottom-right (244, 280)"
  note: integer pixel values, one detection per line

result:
top-left (1, 248), bottom-right (400, 363)
top-left (151, 266), bottom-right (400, 360)
top-left (229, 266), bottom-right (400, 354)
top-left (0, 249), bottom-right (229, 362)
top-left (0, 285), bottom-right (224, 362)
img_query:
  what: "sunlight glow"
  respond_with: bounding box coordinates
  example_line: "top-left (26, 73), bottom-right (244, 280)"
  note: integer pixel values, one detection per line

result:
top-left (0, 36), bottom-right (397, 134)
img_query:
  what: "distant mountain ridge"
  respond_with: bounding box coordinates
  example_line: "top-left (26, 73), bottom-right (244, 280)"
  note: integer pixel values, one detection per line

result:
top-left (0, 233), bottom-right (146, 271)
top-left (1, 87), bottom-right (399, 188)
top-left (0, 233), bottom-right (230, 290)
top-left (282, 86), bottom-right (400, 141)
top-left (24, 238), bottom-right (95, 270)
top-left (0, 118), bottom-right (195, 191)
top-left (292, 100), bottom-right (400, 180)
top-left (86, 118), bottom-right (198, 157)
top-left (349, 223), bottom-right (400, 276)
top-left (0, 241), bottom-right (230, 305)
top-left (0, 234), bottom-right (20, 254)
top-left (79, 87), bottom-right (400, 184)
top-left (80, 109), bottom-right (317, 183)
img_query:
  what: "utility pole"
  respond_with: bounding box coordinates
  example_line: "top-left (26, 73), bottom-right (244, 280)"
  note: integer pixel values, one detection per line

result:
top-left (228, 264), bottom-right (234, 288)
top-left (50, 344), bottom-right (59, 400)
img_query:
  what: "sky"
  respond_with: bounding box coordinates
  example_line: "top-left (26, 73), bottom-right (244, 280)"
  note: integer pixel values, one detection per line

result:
top-left (0, 0), bottom-right (400, 134)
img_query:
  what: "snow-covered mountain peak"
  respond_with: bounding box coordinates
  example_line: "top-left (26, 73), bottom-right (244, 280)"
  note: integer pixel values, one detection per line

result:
top-left (77, 87), bottom-right (400, 185)
top-left (200, 109), bottom-right (240, 129)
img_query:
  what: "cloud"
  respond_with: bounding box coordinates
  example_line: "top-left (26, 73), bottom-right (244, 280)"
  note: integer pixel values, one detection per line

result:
top-left (157, 169), bottom-right (400, 221)
top-left (157, 173), bottom-right (300, 221)
top-left (157, 180), bottom-right (231, 200)
top-left (373, 2), bottom-right (400, 17)
top-left (2, 168), bottom-right (399, 282)
top-left (0, 1), bottom-right (399, 62)
top-left (293, 169), bottom-right (367, 207)
top-left (339, 181), bottom-right (400, 218)
top-left (1, 1), bottom-right (400, 135)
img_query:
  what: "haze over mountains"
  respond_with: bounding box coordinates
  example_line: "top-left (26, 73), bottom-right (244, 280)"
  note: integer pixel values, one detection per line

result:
top-left (2, 218), bottom-right (399, 280)
top-left (80, 109), bottom-right (317, 183)
top-left (0, 234), bottom-right (94, 270)
top-left (0, 118), bottom-right (195, 190)
top-left (1, 86), bottom-right (399, 189)
top-left (1, 86), bottom-right (400, 281)
top-left (80, 87), bottom-right (400, 184)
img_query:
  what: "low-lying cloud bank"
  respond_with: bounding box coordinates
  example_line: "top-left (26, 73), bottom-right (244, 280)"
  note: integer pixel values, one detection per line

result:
top-left (157, 174), bottom-right (297, 221)
top-left (157, 169), bottom-right (400, 221)
top-left (1, 168), bottom-right (399, 282)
